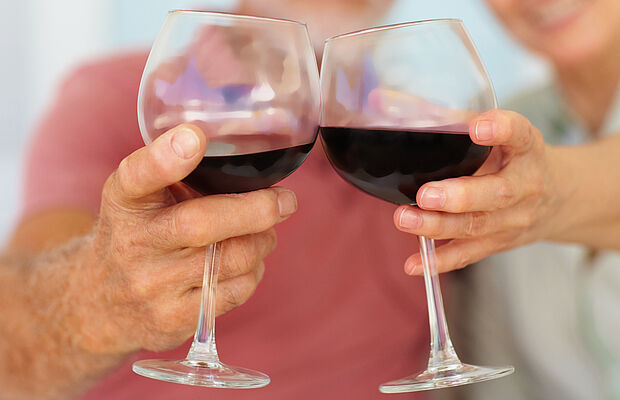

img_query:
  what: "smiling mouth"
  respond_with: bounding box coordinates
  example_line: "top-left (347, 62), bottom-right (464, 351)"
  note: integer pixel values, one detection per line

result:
top-left (528, 0), bottom-right (591, 31)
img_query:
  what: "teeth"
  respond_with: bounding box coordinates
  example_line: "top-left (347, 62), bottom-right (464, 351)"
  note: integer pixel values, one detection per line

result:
top-left (530, 0), bottom-right (589, 28)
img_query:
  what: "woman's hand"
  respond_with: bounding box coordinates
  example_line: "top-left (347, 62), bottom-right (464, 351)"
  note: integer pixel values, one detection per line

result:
top-left (393, 109), bottom-right (563, 274)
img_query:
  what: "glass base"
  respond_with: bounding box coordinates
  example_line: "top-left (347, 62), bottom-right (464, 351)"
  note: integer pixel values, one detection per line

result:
top-left (132, 359), bottom-right (270, 389)
top-left (379, 363), bottom-right (514, 393)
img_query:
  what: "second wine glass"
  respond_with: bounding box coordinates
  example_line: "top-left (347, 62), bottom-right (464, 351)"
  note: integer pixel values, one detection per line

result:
top-left (320, 19), bottom-right (514, 393)
top-left (133, 10), bottom-right (320, 389)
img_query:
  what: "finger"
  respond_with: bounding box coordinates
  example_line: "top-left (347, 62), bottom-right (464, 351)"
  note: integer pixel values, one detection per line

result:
top-left (106, 124), bottom-right (207, 204)
top-left (415, 174), bottom-right (518, 213)
top-left (395, 207), bottom-right (492, 239)
top-left (215, 262), bottom-right (266, 316)
top-left (404, 237), bottom-right (502, 275)
top-left (160, 230), bottom-right (275, 294)
top-left (218, 229), bottom-right (277, 281)
top-left (151, 187), bottom-right (297, 248)
top-left (470, 109), bottom-right (541, 152)
top-left (396, 202), bottom-right (537, 240)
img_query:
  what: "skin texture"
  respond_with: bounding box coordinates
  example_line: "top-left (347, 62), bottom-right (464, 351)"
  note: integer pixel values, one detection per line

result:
top-left (1, 2), bottom-right (395, 398)
top-left (395, 110), bottom-right (620, 274)
top-left (394, 0), bottom-right (620, 275)
top-left (0, 124), bottom-right (296, 399)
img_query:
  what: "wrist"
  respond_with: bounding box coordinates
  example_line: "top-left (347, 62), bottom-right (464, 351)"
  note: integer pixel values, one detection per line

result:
top-left (541, 145), bottom-right (579, 242)
top-left (0, 237), bottom-right (130, 398)
top-left (72, 235), bottom-right (139, 358)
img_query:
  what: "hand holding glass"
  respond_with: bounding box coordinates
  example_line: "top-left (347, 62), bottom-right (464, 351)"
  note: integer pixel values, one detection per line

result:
top-left (133, 10), bottom-right (319, 389)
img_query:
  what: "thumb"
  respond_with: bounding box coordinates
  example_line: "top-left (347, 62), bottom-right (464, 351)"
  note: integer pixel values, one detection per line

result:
top-left (106, 124), bottom-right (207, 205)
top-left (469, 109), bottom-right (539, 153)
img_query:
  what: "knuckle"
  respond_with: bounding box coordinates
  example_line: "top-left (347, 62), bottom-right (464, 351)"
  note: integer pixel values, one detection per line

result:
top-left (424, 217), bottom-right (445, 239)
top-left (253, 193), bottom-right (280, 228)
top-left (465, 212), bottom-right (488, 237)
top-left (448, 182), bottom-right (470, 213)
top-left (515, 208), bottom-right (536, 230)
top-left (489, 109), bottom-right (511, 133)
top-left (146, 215), bottom-right (176, 248)
top-left (527, 171), bottom-right (545, 197)
top-left (444, 247), bottom-right (466, 271)
top-left (249, 229), bottom-right (278, 256)
top-left (483, 108), bottom-right (503, 121)
top-left (168, 207), bottom-right (199, 247)
top-left (115, 158), bottom-right (138, 197)
top-left (496, 177), bottom-right (515, 208)
top-left (512, 114), bottom-right (535, 148)
top-left (148, 145), bottom-right (173, 182)
top-left (265, 228), bottom-right (278, 253)
top-left (222, 239), bottom-right (253, 280)
top-left (254, 262), bottom-right (266, 284)
top-left (125, 273), bottom-right (154, 302)
top-left (100, 174), bottom-right (118, 211)
top-left (453, 251), bottom-right (472, 270)
top-left (102, 171), bottom-right (117, 198)
top-left (219, 282), bottom-right (247, 312)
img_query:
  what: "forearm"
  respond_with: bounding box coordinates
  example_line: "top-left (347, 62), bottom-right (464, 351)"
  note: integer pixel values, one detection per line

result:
top-left (0, 237), bottom-right (127, 400)
top-left (547, 133), bottom-right (620, 249)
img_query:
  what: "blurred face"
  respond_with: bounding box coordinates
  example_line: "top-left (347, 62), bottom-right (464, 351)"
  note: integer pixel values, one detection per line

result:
top-left (485, 0), bottom-right (620, 67)
top-left (240, 0), bottom-right (395, 55)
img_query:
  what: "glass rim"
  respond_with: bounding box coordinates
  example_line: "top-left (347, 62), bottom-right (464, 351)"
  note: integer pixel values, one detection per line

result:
top-left (168, 9), bottom-right (307, 27)
top-left (325, 18), bottom-right (463, 42)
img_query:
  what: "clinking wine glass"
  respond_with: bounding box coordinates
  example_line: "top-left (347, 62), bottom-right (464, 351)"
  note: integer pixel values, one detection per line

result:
top-left (320, 19), bottom-right (514, 393)
top-left (133, 10), bottom-right (320, 389)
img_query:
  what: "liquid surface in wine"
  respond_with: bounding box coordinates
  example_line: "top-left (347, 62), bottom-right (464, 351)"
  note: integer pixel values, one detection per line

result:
top-left (183, 134), bottom-right (316, 196)
top-left (320, 127), bottom-right (491, 205)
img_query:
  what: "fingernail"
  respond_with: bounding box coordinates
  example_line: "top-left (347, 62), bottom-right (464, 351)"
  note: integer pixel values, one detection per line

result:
top-left (278, 190), bottom-right (297, 217)
top-left (420, 187), bottom-right (445, 209)
top-left (475, 120), bottom-right (496, 141)
top-left (171, 129), bottom-right (200, 159)
top-left (399, 209), bottom-right (421, 229)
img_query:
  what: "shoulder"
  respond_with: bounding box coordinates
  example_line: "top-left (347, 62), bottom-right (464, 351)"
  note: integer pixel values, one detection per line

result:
top-left (65, 51), bottom-right (148, 85)
top-left (22, 52), bottom-right (150, 217)
top-left (58, 51), bottom-right (148, 101)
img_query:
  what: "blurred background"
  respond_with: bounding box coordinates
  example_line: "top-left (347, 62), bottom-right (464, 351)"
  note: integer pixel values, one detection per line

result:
top-left (0, 0), bottom-right (549, 242)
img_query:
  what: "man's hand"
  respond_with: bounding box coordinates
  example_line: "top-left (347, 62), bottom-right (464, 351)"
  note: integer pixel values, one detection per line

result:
top-left (1, 123), bottom-right (297, 399)
top-left (77, 124), bottom-right (297, 355)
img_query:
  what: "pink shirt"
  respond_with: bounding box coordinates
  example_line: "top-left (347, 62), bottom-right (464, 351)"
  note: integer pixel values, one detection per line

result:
top-left (23, 53), bottom-right (428, 399)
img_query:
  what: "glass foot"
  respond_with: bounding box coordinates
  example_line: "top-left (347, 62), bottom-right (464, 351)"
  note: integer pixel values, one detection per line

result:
top-left (132, 359), bottom-right (270, 389)
top-left (379, 363), bottom-right (514, 393)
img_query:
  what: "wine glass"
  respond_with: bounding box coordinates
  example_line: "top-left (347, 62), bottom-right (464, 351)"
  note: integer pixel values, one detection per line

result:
top-left (320, 19), bottom-right (514, 393)
top-left (133, 10), bottom-right (320, 389)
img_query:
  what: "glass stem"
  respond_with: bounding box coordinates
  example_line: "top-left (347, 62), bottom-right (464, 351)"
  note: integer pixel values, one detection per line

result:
top-left (418, 235), bottom-right (462, 371)
top-left (186, 241), bottom-right (222, 366)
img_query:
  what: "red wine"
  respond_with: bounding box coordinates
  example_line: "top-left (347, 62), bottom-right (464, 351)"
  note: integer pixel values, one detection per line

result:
top-left (320, 127), bottom-right (491, 205)
top-left (183, 135), bottom-right (315, 196)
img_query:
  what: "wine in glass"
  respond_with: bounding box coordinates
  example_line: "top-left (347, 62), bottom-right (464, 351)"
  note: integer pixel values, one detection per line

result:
top-left (320, 19), bottom-right (514, 393)
top-left (133, 10), bottom-right (320, 389)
